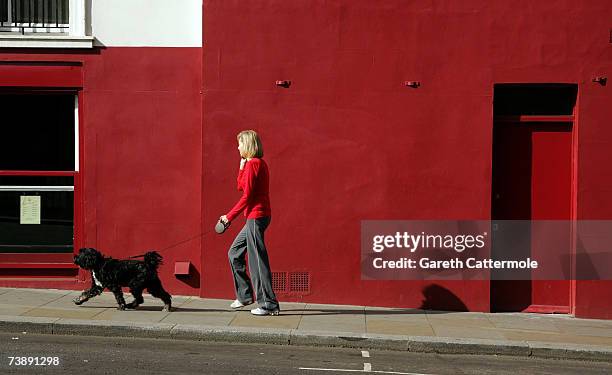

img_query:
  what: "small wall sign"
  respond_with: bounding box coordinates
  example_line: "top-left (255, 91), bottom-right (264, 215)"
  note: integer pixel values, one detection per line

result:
top-left (20, 196), bottom-right (41, 225)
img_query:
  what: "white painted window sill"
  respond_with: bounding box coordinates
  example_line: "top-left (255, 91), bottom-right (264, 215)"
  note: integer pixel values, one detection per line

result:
top-left (0, 34), bottom-right (94, 48)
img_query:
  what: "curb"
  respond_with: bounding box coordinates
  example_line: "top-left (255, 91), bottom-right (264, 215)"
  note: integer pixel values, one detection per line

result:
top-left (406, 336), bottom-right (531, 357)
top-left (0, 316), bottom-right (610, 363)
top-left (170, 324), bottom-right (291, 345)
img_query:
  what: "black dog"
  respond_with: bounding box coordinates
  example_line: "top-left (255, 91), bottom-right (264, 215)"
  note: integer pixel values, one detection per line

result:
top-left (73, 247), bottom-right (172, 311)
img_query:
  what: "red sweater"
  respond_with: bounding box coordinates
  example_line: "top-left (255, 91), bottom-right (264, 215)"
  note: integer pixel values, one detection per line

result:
top-left (226, 158), bottom-right (271, 222)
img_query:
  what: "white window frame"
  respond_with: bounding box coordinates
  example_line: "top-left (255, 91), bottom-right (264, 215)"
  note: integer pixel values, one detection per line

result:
top-left (0, 0), bottom-right (92, 48)
top-left (74, 94), bottom-right (79, 171)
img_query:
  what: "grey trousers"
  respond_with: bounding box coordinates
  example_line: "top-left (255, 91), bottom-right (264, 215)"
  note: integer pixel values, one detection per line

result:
top-left (228, 217), bottom-right (279, 310)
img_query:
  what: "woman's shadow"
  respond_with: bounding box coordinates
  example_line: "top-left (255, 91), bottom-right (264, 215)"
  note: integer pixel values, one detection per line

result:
top-left (80, 284), bottom-right (469, 314)
top-left (419, 284), bottom-right (468, 312)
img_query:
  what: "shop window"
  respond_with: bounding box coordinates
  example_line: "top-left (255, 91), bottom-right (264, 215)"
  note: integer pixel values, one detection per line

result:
top-left (0, 93), bottom-right (77, 254)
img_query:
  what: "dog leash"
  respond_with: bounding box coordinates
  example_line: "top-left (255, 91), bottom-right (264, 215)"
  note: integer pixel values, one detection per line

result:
top-left (128, 226), bottom-right (219, 259)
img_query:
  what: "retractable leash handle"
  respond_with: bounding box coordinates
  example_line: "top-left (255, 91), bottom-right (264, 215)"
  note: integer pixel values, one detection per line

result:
top-left (215, 219), bottom-right (231, 234)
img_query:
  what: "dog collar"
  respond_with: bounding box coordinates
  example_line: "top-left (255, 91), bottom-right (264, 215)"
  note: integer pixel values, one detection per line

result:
top-left (92, 271), bottom-right (103, 287)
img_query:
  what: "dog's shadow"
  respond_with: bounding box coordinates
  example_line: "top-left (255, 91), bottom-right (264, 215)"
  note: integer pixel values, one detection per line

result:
top-left (77, 305), bottom-right (231, 313)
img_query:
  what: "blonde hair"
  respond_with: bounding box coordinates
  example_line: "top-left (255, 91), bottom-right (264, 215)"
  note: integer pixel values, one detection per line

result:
top-left (237, 130), bottom-right (264, 158)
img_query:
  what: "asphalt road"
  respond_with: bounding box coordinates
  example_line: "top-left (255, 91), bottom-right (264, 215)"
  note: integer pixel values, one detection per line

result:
top-left (0, 332), bottom-right (611, 374)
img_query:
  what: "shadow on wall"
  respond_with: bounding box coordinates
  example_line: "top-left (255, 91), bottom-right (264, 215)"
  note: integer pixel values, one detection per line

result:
top-left (419, 284), bottom-right (468, 312)
top-left (176, 266), bottom-right (200, 289)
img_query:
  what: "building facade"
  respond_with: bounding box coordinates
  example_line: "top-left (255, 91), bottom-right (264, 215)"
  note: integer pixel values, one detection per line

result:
top-left (1, 1), bottom-right (611, 319)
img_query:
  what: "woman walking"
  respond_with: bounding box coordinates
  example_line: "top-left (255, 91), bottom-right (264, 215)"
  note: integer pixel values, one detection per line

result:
top-left (220, 130), bottom-right (280, 316)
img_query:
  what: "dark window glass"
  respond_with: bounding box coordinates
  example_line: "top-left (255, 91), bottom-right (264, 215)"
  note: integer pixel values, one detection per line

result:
top-left (0, 1), bottom-right (8, 22)
top-left (13, 0), bottom-right (69, 24)
top-left (0, 94), bottom-right (75, 171)
top-left (0, 190), bottom-right (73, 253)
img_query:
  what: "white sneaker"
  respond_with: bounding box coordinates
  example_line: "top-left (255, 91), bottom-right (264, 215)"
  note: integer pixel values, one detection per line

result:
top-left (250, 307), bottom-right (280, 316)
top-left (230, 299), bottom-right (252, 309)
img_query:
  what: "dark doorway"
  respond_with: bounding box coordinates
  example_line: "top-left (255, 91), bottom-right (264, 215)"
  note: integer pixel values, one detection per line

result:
top-left (491, 84), bottom-right (576, 313)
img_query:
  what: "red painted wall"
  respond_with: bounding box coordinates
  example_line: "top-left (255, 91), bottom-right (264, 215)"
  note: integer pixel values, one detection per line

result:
top-left (574, 73), bottom-right (612, 319)
top-left (201, 0), bottom-right (612, 317)
top-left (0, 47), bottom-right (203, 296)
top-left (82, 48), bottom-right (203, 296)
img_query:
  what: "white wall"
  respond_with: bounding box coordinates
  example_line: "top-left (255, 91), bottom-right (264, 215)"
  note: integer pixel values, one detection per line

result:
top-left (91, 0), bottom-right (202, 47)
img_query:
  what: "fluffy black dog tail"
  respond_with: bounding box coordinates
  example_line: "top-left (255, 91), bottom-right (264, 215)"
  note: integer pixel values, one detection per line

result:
top-left (144, 251), bottom-right (163, 271)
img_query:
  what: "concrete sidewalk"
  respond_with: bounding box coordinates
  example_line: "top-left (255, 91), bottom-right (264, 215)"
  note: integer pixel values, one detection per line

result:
top-left (1, 287), bottom-right (611, 362)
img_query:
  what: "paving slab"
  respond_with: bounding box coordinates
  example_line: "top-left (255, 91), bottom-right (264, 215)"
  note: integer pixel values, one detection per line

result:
top-left (91, 308), bottom-right (170, 323)
top-left (431, 325), bottom-right (506, 340)
top-left (302, 303), bottom-right (365, 315)
top-left (298, 315), bottom-right (366, 332)
top-left (40, 290), bottom-right (116, 308)
top-left (177, 297), bottom-right (238, 312)
top-left (21, 307), bottom-right (105, 320)
top-left (0, 289), bottom-right (70, 307)
top-left (558, 325), bottom-right (612, 338)
top-left (231, 310), bottom-right (302, 329)
top-left (365, 307), bottom-right (429, 320)
top-left (0, 303), bottom-right (35, 316)
top-left (428, 316), bottom-right (496, 330)
top-left (487, 314), bottom-right (562, 332)
top-left (159, 312), bottom-right (235, 326)
top-left (551, 317), bottom-right (612, 330)
top-left (366, 320), bottom-right (435, 336)
top-left (364, 307), bottom-right (431, 335)
top-left (298, 303), bottom-right (366, 332)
